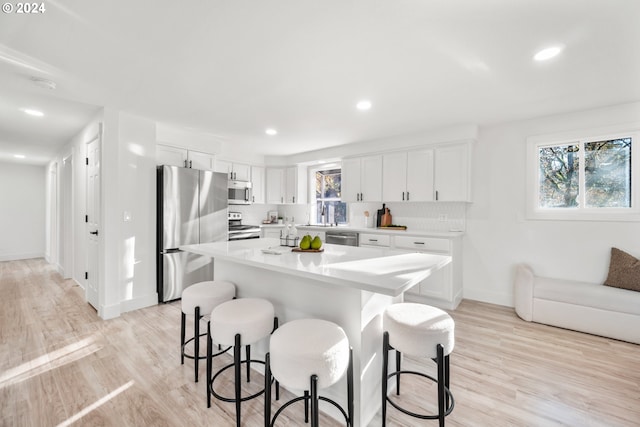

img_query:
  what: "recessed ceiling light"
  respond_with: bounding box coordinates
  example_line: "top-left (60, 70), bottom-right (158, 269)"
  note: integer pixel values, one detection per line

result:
top-left (265, 128), bottom-right (278, 136)
top-left (534, 46), bottom-right (563, 62)
top-left (356, 100), bottom-right (372, 111)
top-left (14, 154), bottom-right (26, 159)
top-left (22, 108), bottom-right (44, 117)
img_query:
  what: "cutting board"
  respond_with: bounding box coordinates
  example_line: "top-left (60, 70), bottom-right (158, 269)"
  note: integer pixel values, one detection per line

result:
top-left (291, 248), bottom-right (324, 253)
top-left (378, 226), bottom-right (407, 230)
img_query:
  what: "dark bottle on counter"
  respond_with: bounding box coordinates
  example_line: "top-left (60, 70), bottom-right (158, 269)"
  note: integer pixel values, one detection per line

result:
top-left (376, 203), bottom-right (385, 228)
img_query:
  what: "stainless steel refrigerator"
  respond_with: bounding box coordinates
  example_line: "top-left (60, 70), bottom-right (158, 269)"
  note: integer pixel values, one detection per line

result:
top-left (157, 165), bottom-right (228, 302)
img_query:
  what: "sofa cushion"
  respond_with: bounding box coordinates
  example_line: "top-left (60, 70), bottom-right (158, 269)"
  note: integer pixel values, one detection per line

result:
top-left (604, 247), bottom-right (640, 292)
top-left (534, 276), bottom-right (640, 316)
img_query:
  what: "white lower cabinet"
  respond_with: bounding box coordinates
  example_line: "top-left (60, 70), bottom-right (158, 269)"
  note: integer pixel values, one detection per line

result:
top-left (261, 227), bottom-right (283, 239)
top-left (396, 235), bottom-right (462, 310)
top-left (359, 233), bottom-right (390, 248)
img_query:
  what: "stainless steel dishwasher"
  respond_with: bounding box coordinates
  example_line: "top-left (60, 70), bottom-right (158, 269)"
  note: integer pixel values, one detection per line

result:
top-left (325, 230), bottom-right (359, 246)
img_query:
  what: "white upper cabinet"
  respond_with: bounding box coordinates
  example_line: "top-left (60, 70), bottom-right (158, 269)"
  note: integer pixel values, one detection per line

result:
top-left (188, 150), bottom-right (216, 170)
top-left (214, 159), bottom-right (251, 181)
top-left (342, 155), bottom-right (382, 202)
top-left (157, 144), bottom-right (188, 167)
top-left (266, 166), bottom-right (306, 204)
top-left (407, 149), bottom-right (435, 201)
top-left (266, 168), bottom-right (285, 204)
top-left (157, 144), bottom-right (215, 170)
top-left (251, 166), bottom-right (266, 204)
top-left (383, 149), bottom-right (435, 202)
top-left (434, 142), bottom-right (471, 202)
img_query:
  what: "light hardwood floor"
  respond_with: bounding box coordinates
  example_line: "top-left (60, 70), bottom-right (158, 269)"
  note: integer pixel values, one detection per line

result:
top-left (1, 258), bottom-right (638, 426)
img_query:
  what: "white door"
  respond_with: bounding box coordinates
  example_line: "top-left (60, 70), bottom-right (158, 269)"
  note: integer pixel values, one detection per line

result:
top-left (435, 143), bottom-right (470, 201)
top-left (157, 144), bottom-right (188, 167)
top-left (341, 158), bottom-right (361, 202)
top-left (86, 131), bottom-right (101, 310)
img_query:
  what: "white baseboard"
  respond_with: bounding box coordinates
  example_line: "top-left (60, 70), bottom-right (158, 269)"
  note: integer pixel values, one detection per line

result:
top-left (0, 252), bottom-right (44, 262)
top-left (120, 293), bottom-right (159, 314)
top-left (99, 303), bottom-right (121, 320)
top-left (463, 288), bottom-right (514, 308)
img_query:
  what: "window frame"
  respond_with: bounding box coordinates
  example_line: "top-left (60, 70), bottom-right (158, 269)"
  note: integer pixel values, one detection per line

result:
top-left (308, 163), bottom-right (348, 225)
top-left (526, 125), bottom-right (640, 221)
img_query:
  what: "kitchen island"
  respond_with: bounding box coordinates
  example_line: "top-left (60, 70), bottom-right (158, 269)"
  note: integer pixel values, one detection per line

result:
top-left (181, 238), bottom-right (451, 427)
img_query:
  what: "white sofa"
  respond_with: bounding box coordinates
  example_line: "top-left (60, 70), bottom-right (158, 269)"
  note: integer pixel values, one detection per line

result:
top-left (514, 264), bottom-right (640, 345)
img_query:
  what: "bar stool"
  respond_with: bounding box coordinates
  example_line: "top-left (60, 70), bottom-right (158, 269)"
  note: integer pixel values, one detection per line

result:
top-left (181, 280), bottom-right (235, 382)
top-left (382, 303), bottom-right (455, 427)
top-left (265, 318), bottom-right (354, 427)
top-left (207, 298), bottom-right (277, 427)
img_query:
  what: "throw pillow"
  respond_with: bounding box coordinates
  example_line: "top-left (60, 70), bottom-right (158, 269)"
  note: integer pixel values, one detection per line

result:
top-left (603, 247), bottom-right (640, 292)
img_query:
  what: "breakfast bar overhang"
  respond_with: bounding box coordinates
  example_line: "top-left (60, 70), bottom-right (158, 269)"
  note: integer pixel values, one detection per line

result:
top-left (181, 238), bottom-right (451, 427)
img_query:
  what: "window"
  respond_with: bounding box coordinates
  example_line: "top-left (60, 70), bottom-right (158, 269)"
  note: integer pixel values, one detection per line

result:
top-left (314, 168), bottom-right (347, 224)
top-left (527, 128), bottom-right (639, 220)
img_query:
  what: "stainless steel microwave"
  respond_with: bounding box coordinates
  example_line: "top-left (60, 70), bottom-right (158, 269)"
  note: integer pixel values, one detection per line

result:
top-left (228, 180), bottom-right (252, 204)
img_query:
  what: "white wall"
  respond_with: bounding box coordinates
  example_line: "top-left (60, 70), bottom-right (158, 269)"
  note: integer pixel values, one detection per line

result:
top-left (0, 161), bottom-right (46, 261)
top-left (117, 112), bottom-right (157, 312)
top-left (50, 109), bottom-right (157, 319)
top-left (464, 102), bottom-right (640, 306)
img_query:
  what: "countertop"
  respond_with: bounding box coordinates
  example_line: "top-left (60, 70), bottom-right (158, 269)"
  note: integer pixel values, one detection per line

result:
top-left (260, 223), bottom-right (463, 238)
top-left (180, 238), bottom-right (451, 296)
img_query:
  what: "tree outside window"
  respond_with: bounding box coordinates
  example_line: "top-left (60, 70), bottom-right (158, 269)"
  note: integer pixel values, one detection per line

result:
top-left (538, 137), bottom-right (632, 209)
top-left (315, 168), bottom-right (347, 224)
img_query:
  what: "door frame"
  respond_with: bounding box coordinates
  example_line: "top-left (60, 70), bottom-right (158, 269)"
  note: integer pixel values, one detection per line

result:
top-left (85, 125), bottom-right (102, 310)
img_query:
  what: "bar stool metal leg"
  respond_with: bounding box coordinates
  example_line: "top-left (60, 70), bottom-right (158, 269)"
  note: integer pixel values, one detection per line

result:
top-left (234, 334), bottom-right (242, 427)
top-left (194, 306), bottom-right (200, 382)
top-left (181, 312), bottom-right (186, 365)
top-left (310, 375), bottom-right (319, 427)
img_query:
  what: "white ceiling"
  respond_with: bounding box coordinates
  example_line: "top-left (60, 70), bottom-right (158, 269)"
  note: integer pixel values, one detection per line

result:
top-left (1, 0), bottom-right (639, 165)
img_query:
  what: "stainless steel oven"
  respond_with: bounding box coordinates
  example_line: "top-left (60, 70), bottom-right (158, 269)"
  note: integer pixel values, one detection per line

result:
top-left (228, 212), bottom-right (261, 240)
top-left (228, 180), bottom-right (252, 205)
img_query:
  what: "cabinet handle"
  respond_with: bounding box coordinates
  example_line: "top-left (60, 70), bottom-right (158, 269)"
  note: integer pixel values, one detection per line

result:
top-left (414, 241), bottom-right (425, 245)
top-left (293, 196), bottom-right (295, 203)
top-left (402, 192), bottom-right (405, 201)
top-left (435, 190), bottom-right (439, 201)
top-left (369, 239), bottom-right (378, 242)
top-left (360, 193), bottom-right (363, 201)
top-left (184, 160), bottom-right (187, 168)
top-left (252, 196), bottom-right (255, 202)
top-left (189, 160), bottom-right (192, 168)
top-left (407, 191), bottom-right (410, 201)
top-left (281, 197), bottom-right (283, 203)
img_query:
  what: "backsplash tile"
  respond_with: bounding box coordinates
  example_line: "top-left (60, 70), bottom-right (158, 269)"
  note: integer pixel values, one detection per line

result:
top-left (233, 202), bottom-right (466, 232)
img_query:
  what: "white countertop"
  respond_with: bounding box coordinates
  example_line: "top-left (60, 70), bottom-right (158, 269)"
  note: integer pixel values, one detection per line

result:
top-left (180, 238), bottom-right (451, 296)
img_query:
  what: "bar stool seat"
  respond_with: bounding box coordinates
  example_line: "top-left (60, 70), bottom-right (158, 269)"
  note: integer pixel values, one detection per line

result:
top-left (265, 318), bottom-right (353, 427)
top-left (382, 303), bottom-right (455, 427)
top-left (180, 281), bottom-right (235, 382)
top-left (207, 298), bottom-right (277, 427)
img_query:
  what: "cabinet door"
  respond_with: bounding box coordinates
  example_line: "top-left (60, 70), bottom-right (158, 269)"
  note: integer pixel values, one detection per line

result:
top-left (382, 152), bottom-right (407, 202)
top-left (406, 148), bottom-right (434, 202)
top-left (188, 150), bottom-right (215, 170)
top-left (419, 264), bottom-right (451, 300)
top-left (341, 158), bottom-right (361, 202)
top-left (266, 168), bottom-right (285, 204)
top-left (214, 159), bottom-right (233, 178)
top-left (360, 155), bottom-right (382, 202)
top-left (435, 143), bottom-right (470, 202)
top-left (285, 166), bottom-right (297, 204)
top-left (157, 144), bottom-right (188, 167)
top-left (233, 163), bottom-right (252, 181)
top-left (251, 166), bottom-right (265, 204)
